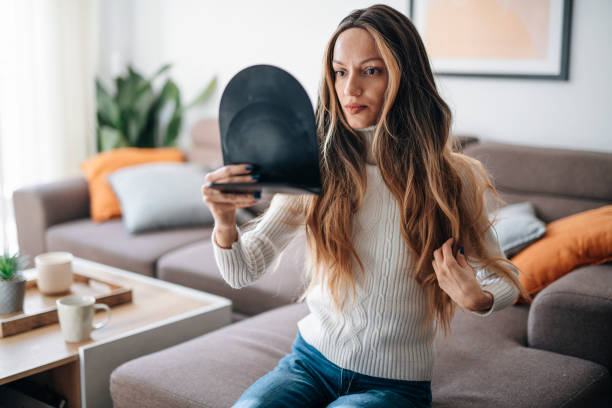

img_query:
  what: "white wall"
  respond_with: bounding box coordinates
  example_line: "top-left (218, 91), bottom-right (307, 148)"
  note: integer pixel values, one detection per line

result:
top-left (436, 0), bottom-right (612, 152)
top-left (99, 0), bottom-right (612, 153)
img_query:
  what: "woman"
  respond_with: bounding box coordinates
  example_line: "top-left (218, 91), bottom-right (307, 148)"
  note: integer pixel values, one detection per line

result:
top-left (202, 4), bottom-right (531, 407)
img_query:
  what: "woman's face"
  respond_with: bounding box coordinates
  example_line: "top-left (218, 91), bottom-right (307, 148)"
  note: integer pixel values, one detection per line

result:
top-left (332, 28), bottom-right (388, 129)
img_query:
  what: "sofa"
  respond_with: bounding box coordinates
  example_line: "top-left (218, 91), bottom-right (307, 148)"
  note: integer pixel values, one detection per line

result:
top-left (13, 127), bottom-right (612, 407)
top-left (12, 121), bottom-right (476, 321)
top-left (109, 140), bottom-right (611, 407)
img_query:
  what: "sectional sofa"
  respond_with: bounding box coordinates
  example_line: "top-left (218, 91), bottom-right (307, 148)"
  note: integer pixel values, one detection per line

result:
top-left (12, 122), bottom-right (474, 322)
top-left (13, 124), bottom-right (612, 407)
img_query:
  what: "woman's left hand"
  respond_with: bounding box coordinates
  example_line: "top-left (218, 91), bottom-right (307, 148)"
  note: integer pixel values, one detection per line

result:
top-left (432, 237), bottom-right (492, 312)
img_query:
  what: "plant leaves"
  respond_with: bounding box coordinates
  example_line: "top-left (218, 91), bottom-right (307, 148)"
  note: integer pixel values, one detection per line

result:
top-left (156, 79), bottom-right (181, 147)
top-left (131, 85), bottom-right (156, 146)
top-left (98, 126), bottom-right (126, 152)
top-left (117, 66), bottom-right (149, 111)
top-left (96, 63), bottom-right (216, 150)
top-left (96, 79), bottom-right (120, 128)
top-left (139, 78), bottom-right (178, 148)
top-left (184, 76), bottom-right (217, 111)
top-left (0, 252), bottom-right (30, 280)
top-left (124, 113), bottom-right (141, 146)
top-left (163, 114), bottom-right (182, 147)
top-left (152, 63), bottom-right (172, 79)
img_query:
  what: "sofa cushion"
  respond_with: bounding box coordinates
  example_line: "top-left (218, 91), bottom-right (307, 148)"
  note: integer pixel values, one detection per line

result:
top-left (512, 205), bottom-right (612, 297)
top-left (110, 303), bottom-right (309, 408)
top-left (489, 201), bottom-right (547, 257)
top-left (431, 304), bottom-right (611, 408)
top-left (108, 162), bottom-right (215, 234)
top-left (157, 230), bottom-right (307, 316)
top-left (80, 147), bottom-right (185, 222)
top-left (110, 301), bottom-right (611, 408)
top-left (46, 218), bottom-right (213, 277)
top-left (527, 263), bottom-right (612, 372)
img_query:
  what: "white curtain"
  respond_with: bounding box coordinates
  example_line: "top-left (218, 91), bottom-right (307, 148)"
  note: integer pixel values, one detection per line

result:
top-left (0, 0), bottom-right (99, 253)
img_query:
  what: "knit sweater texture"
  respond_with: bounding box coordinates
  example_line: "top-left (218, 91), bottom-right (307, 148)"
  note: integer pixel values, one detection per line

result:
top-left (211, 125), bottom-right (520, 381)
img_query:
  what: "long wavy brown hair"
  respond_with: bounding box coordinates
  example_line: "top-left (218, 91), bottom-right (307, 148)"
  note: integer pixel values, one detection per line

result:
top-left (246, 4), bottom-right (531, 336)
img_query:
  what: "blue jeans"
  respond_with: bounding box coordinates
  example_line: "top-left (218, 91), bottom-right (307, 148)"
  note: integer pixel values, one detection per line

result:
top-left (233, 331), bottom-right (432, 407)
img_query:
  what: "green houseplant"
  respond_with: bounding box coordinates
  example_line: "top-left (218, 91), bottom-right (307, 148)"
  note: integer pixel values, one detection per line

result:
top-left (96, 64), bottom-right (217, 152)
top-left (0, 252), bottom-right (29, 314)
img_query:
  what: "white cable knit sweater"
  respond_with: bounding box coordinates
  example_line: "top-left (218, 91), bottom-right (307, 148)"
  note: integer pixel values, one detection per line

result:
top-left (211, 125), bottom-right (520, 381)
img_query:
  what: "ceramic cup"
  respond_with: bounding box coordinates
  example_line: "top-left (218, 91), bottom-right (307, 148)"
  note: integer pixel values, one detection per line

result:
top-left (56, 295), bottom-right (111, 342)
top-left (35, 252), bottom-right (74, 295)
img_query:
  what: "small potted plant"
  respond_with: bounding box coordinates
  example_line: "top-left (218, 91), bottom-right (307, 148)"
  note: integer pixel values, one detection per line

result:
top-left (0, 252), bottom-right (29, 314)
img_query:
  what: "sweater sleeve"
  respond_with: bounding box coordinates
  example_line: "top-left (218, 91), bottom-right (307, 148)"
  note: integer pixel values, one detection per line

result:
top-left (211, 194), bottom-right (305, 289)
top-left (458, 157), bottom-right (520, 317)
top-left (468, 225), bottom-right (521, 317)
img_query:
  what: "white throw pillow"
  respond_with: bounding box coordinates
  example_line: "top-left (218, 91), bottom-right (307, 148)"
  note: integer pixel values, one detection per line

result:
top-left (108, 162), bottom-right (214, 234)
top-left (489, 202), bottom-right (547, 257)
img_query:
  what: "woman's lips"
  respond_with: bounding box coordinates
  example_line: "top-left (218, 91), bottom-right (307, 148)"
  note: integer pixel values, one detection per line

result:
top-left (345, 105), bottom-right (367, 115)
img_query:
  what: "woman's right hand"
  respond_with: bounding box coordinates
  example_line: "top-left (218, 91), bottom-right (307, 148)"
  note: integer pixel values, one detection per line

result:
top-left (201, 163), bottom-right (261, 229)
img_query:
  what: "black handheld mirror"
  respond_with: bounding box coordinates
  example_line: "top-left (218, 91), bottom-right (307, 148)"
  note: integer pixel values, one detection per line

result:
top-left (210, 64), bottom-right (321, 195)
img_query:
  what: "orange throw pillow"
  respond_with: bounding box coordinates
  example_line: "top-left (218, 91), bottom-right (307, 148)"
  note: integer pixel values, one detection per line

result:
top-left (81, 147), bottom-right (184, 222)
top-left (512, 205), bottom-right (612, 303)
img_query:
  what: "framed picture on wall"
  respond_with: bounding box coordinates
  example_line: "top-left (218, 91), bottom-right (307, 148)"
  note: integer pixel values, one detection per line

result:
top-left (408, 0), bottom-right (573, 80)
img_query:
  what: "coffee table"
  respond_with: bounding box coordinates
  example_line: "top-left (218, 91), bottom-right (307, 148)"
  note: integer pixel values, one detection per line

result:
top-left (0, 257), bottom-right (232, 408)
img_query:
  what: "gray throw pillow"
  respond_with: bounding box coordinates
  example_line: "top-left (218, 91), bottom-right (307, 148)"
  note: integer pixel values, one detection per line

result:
top-left (489, 202), bottom-right (547, 257)
top-left (108, 162), bottom-right (215, 234)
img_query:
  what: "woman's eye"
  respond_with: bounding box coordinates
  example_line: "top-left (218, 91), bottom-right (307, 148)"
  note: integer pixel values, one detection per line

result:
top-left (334, 68), bottom-right (380, 76)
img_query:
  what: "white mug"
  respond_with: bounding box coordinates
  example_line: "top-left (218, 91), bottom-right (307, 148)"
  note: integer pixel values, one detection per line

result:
top-left (56, 295), bottom-right (111, 342)
top-left (35, 252), bottom-right (74, 295)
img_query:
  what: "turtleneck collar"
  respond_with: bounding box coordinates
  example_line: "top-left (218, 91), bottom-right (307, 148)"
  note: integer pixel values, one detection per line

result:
top-left (354, 125), bottom-right (377, 165)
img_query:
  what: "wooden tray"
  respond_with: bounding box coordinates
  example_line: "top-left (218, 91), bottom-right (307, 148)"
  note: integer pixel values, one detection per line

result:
top-left (0, 272), bottom-right (132, 338)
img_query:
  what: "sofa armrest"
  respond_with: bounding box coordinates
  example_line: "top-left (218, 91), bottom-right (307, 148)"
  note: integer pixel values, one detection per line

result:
top-left (13, 177), bottom-right (90, 263)
top-left (527, 263), bottom-right (612, 372)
